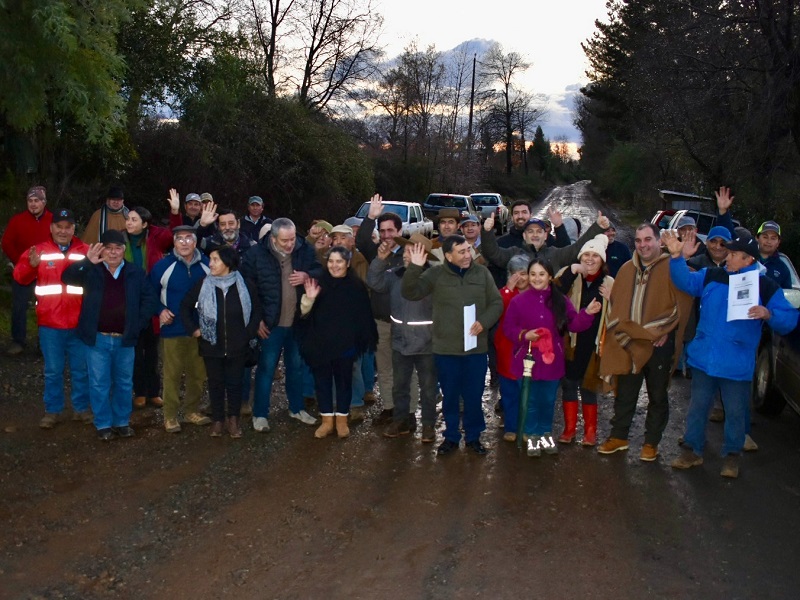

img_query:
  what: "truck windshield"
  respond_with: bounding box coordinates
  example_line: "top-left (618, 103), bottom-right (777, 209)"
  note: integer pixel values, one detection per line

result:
top-left (355, 203), bottom-right (408, 220)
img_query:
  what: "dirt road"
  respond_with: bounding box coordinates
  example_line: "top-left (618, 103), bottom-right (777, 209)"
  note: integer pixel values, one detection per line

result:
top-left (3, 182), bottom-right (800, 599)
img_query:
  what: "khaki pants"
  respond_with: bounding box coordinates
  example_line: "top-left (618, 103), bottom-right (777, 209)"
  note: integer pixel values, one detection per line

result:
top-left (161, 336), bottom-right (207, 420)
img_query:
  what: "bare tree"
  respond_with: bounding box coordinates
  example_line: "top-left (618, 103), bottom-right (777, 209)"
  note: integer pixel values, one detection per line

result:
top-left (248, 0), bottom-right (297, 97)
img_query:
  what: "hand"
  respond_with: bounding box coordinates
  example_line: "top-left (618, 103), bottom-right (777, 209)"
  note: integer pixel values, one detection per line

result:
top-left (596, 211), bottom-right (610, 230)
top-left (585, 298), bottom-right (602, 315)
top-left (199, 201), bottom-right (218, 227)
top-left (653, 334), bottom-right (668, 347)
top-left (159, 309), bottom-right (174, 326)
top-left (288, 270), bottom-right (309, 287)
top-left (506, 272), bottom-right (522, 289)
top-left (469, 321), bottom-right (484, 336)
top-left (86, 243), bottom-right (104, 264)
top-left (257, 320), bottom-right (270, 339)
top-left (748, 305), bottom-right (771, 320)
top-left (524, 329), bottom-right (540, 342)
top-left (547, 205), bottom-right (563, 228)
top-left (483, 213), bottom-right (495, 232)
top-left (408, 243), bottom-right (427, 266)
top-left (192, 329), bottom-right (201, 338)
top-left (167, 188), bottom-right (180, 214)
top-left (571, 262), bottom-right (587, 275)
top-left (661, 229), bottom-right (684, 258)
top-left (28, 246), bottom-right (42, 268)
top-left (367, 194), bottom-right (383, 219)
top-left (377, 240), bottom-right (392, 260)
top-left (715, 186), bottom-right (734, 215)
top-left (680, 229), bottom-right (700, 259)
top-left (599, 281), bottom-right (613, 300)
top-left (304, 278), bottom-right (321, 299)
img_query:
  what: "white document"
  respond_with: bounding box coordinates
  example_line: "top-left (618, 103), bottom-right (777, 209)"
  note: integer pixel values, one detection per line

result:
top-left (727, 270), bottom-right (759, 321)
top-left (464, 304), bottom-right (477, 351)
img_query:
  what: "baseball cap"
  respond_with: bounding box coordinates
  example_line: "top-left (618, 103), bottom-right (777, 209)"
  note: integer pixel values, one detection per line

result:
top-left (344, 217), bottom-right (363, 228)
top-left (460, 215), bottom-right (480, 225)
top-left (524, 217), bottom-right (548, 231)
top-left (330, 225), bottom-right (354, 236)
top-left (757, 220), bottom-right (781, 236)
top-left (706, 226), bottom-right (732, 242)
top-left (725, 234), bottom-right (759, 259)
top-left (185, 193), bottom-right (201, 203)
top-left (200, 193), bottom-right (213, 203)
top-left (52, 209), bottom-right (75, 224)
top-left (676, 216), bottom-right (697, 229)
top-left (248, 196), bottom-right (264, 205)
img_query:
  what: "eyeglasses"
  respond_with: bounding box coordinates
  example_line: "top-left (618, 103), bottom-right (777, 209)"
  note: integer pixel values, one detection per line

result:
top-left (175, 237), bottom-right (195, 244)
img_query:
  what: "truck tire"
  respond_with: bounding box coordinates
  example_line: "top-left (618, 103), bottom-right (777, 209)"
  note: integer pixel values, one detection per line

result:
top-left (752, 345), bottom-right (786, 416)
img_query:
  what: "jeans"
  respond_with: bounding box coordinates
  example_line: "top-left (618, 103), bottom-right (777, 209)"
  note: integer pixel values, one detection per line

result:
top-left (392, 352), bottom-right (437, 427)
top-left (254, 326), bottom-right (304, 418)
top-left (609, 339), bottom-right (674, 445)
top-left (350, 354), bottom-right (366, 408)
top-left (133, 321), bottom-right (160, 397)
top-left (499, 375), bottom-right (520, 433)
top-left (313, 356), bottom-right (355, 414)
top-left (561, 377), bottom-right (597, 405)
top-left (435, 353), bottom-right (487, 443)
top-left (87, 333), bottom-right (135, 430)
top-left (38, 326), bottom-right (90, 414)
top-left (204, 355), bottom-right (247, 421)
top-left (162, 336), bottom-right (207, 421)
top-left (12, 279), bottom-right (34, 346)
top-left (521, 379), bottom-right (561, 436)
top-left (683, 368), bottom-right (750, 456)
top-left (375, 320), bottom-right (394, 409)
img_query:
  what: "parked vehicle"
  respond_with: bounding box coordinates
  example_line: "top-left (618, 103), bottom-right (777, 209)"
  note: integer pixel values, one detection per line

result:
top-left (353, 201), bottom-right (433, 239)
top-left (421, 193), bottom-right (480, 225)
top-left (470, 193), bottom-right (509, 234)
top-left (752, 253), bottom-right (800, 416)
top-left (651, 209), bottom-right (678, 230)
top-left (665, 209), bottom-right (742, 242)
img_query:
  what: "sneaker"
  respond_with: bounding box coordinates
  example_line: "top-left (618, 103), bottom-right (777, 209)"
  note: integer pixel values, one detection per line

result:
top-left (383, 420), bottom-right (411, 438)
top-left (436, 440), bottom-right (459, 456)
top-left (97, 428), bottom-right (116, 441)
top-left (184, 412), bottom-right (211, 426)
top-left (349, 406), bottom-right (365, 423)
top-left (709, 407), bottom-right (725, 422)
top-left (372, 408), bottom-right (393, 426)
top-left (743, 434), bottom-right (758, 452)
top-left (720, 454), bottom-right (739, 478)
top-left (670, 448), bottom-right (703, 469)
top-left (252, 417), bottom-right (270, 433)
top-left (526, 436), bottom-right (542, 457)
top-left (466, 440), bottom-right (488, 455)
top-left (597, 437), bottom-right (629, 454)
top-left (210, 421), bottom-right (224, 437)
top-left (363, 390), bottom-right (377, 405)
top-left (640, 443), bottom-right (658, 462)
top-left (164, 418), bottom-right (182, 433)
top-left (72, 410), bottom-right (93, 424)
top-left (421, 425), bottom-right (436, 443)
top-left (541, 434), bottom-right (558, 455)
top-left (113, 425), bottom-right (135, 438)
top-left (289, 410), bottom-right (317, 426)
top-left (39, 412), bottom-right (64, 429)
top-left (503, 431), bottom-right (517, 442)
top-left (6, 342), bottom-right (23, 355)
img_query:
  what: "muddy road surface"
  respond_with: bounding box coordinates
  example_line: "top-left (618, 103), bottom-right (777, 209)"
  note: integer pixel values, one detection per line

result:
top-left (3, 181), bottom-right (800, 599)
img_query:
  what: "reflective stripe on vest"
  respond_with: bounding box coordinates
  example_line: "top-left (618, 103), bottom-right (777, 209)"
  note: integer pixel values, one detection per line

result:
top-left (390, 315), bottom-right (432, 326)
top-left (35, 284), bottom-right (83, 296)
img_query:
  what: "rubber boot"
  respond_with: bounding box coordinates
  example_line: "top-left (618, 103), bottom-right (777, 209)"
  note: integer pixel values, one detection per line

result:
top-left (315, 414), bottom-right (335, 438)
top-left (335, 414), bottom-right (350, 438)
top-left (558, 401), bottom-right (579, 443)
top-left (581, 404), bottom-right (598, 446)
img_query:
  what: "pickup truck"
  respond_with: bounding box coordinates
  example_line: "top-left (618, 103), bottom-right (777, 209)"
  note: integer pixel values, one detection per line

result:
top-left (353, 201), bottom-right (433, 238)
top-left (421, 193), bottom-right (481, 225)
top-left (470, 193), bottom-right (509, 234)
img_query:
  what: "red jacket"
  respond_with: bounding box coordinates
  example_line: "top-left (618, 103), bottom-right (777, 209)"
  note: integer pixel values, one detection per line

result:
top-left (494, 286), bottom-right (521, 380)
top-left (13, 237), bottom-right (90, 329)
top-left (1, 209), bottom-right (53, 264)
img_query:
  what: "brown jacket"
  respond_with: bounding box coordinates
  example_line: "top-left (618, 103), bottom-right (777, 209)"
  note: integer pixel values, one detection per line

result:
top-left (599, 252), bottom-right (692, 376)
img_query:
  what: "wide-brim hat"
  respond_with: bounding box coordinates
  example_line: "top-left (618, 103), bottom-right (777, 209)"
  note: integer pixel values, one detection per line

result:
top-left (435, 208), bottom-right (461, 222)
top-left (394, 233), bottom-right (440, 261)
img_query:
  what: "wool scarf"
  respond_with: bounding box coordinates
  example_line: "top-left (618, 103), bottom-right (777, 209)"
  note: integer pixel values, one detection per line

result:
top-left (197, 271), bottom-right (251, 345)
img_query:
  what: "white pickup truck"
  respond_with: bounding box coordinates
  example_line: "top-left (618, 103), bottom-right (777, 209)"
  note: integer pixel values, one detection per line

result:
top-left (353, 201), bottom-right (434, 238)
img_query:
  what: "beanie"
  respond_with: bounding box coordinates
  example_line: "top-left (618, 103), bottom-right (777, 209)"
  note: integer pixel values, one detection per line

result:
top-left (578, 234), bottom-right (609, 262)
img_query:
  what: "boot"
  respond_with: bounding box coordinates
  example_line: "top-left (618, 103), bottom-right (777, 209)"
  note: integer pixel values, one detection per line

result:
top-left (315, 414), bottom-right (335, 438)
top-left (227, 416), bottom-right (242, 439)
top-left (581, 404), bottom-right (598, 446)
top-left (335, 414), bottom-right (350, 438)
top-left (558, 401), bottom-right (579, 443)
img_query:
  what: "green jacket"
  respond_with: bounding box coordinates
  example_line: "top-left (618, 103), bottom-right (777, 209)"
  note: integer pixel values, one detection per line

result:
top-left (401, 261), bottom-right (503, 355)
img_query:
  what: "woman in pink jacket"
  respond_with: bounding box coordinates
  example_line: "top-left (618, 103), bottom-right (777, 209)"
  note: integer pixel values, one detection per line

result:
top-left (503, 258), bottom-right (601, 457)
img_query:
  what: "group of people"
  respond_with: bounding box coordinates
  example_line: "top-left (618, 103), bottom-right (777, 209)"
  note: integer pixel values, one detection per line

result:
top-left (2, 184), bottom-right (797, 477)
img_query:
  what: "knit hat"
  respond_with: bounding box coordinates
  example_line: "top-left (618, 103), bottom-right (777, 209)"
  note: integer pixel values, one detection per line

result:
top-left (106, 186), bottom-right (124, 200)
top-left (100, 229), bottom-right (125, 246)
top-left (27, 186), bottom-right (46, 202)
top-left (578, 234), bottom-right (609, 262)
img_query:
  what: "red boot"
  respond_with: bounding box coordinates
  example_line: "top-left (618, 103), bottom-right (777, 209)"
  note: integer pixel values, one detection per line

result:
top-left (558, 401), bottom-right (579, 443)
top-left (582, 404), bottom-right (598, 446)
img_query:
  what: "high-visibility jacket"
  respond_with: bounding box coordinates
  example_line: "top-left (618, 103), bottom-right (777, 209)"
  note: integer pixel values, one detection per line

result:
top-left (13, 237), bottom-right (89, 329)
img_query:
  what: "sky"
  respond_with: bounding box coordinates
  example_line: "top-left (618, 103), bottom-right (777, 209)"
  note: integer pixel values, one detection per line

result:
top-left (375, 0), bottom-right (609, 144)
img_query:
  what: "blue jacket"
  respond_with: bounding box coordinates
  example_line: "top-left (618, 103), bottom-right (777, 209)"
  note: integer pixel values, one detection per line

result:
top-left (62, 259), bottom-right (159, 347)
top-left (669, 257), bottom-right (798, 380)
top-left (149, 249), bottom-right (210, 338)
top-left (759, 253), bottom-right (792, 289)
